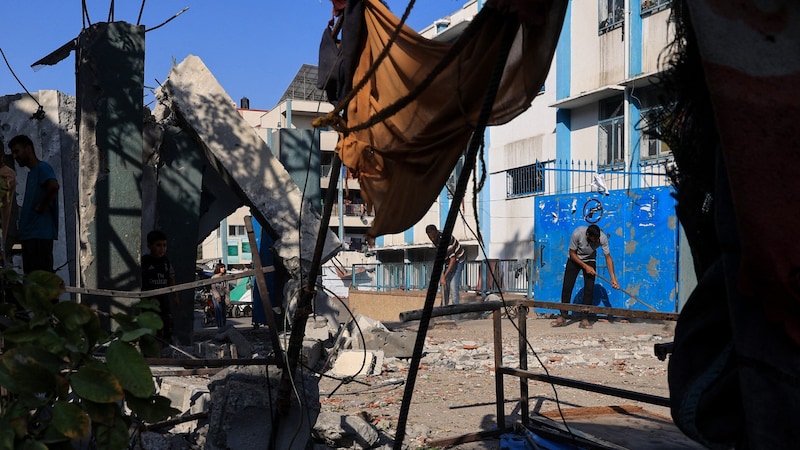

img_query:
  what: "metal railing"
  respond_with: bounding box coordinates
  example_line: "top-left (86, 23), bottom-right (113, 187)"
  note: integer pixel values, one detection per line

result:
top-left (350, 259), bottom-right (534, 296)
top-left (534, 159), bottom-right (672, 196)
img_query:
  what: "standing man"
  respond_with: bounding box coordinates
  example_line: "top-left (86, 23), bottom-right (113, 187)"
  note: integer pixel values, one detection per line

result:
top-left (0, 152), bottom-right (16, 264)
top-left (426, 224), bottom-right (466, 306)
top-left (8, 135), bottom-right (59, 274)
top-left (551, 224), bottom-right (619, 329)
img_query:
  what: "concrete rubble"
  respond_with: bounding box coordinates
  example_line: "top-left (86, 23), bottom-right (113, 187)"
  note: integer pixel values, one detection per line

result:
top-left (139, 314), bottom-right (681, 449)
top-left (142, 313), bottom-right (429, 449)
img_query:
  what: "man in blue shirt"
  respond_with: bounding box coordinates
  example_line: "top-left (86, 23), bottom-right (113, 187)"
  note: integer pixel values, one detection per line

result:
top-left (8, 135), bottom-right (59, 274)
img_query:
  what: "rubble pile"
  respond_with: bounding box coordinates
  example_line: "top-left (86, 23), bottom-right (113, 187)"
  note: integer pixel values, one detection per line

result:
top-left (134, 315), bottom-right (676, 449)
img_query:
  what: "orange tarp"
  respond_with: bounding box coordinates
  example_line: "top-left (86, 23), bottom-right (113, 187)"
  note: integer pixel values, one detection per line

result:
top-left (336, 0), bottom-right (567, 238)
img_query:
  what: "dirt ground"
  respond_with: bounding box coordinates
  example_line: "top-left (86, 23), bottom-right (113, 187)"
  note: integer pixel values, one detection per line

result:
top-left (315, 312), bottom-right (703, 449)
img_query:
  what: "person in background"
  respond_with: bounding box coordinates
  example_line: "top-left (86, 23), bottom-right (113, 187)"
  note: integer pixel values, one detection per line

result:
top-left (210, 263), bottom-right (229, 328)
top-left (552, 224), bottom-right (619, 329)
top-left (141, 230), bottom-right (180, 344)
top-left (7, 135), bottom-right (58, 274)
top-left (0, 152), bottom-right (16, 264)
top-left (426, 224), bottom-right (466, 307)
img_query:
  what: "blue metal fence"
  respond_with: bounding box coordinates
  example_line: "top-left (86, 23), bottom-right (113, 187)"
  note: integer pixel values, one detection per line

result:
top-left (351, 259), bottom-right (534, 297)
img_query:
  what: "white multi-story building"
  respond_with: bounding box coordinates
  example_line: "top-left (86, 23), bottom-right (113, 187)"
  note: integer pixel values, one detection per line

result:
top-left (202, 0), bottom-right (689, 308)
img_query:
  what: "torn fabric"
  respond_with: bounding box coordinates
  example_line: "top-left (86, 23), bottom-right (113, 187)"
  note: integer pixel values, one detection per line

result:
top-left (331, 0), bottom-right (567, 238)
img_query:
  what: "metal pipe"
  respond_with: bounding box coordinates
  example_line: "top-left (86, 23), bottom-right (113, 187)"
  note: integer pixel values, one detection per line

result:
top-left (498, 368), bottom-right (671, 407)
top-left (400, 299), bottom-right (678, 322)
top-left (277, 153), bottom-right (342, 413)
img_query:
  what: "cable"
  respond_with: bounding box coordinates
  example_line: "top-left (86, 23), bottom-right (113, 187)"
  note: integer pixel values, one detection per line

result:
top-left (82, 0), bottom-right (92, 28)
top-left (393, 20), bottom-right (517, 450)
top-left (145, 7), bottom-right (189, 33)
top-left (446, 156), bottom-right (579, 444)
top-left (136, 0), bottom-right (147, 26)
top-left (0, 48), bottom-right (45, 120)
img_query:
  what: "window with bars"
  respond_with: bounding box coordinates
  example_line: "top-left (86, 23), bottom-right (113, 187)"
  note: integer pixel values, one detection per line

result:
top-left (506, 163), bottom-right (545, 198)
top-left (639, 107), bottom-right (671, 160)
top-left (599, 0), bottom-right (624, 33)
top-left (598, 96), bottom-right (625, 170)
top-left (641, 0), bottom-right (671, 15)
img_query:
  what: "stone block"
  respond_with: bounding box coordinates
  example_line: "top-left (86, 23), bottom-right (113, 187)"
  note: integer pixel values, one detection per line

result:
top-left (330, 350), bottom-right (375, 378)
top-left (384, 331), bottom-right (417, 358)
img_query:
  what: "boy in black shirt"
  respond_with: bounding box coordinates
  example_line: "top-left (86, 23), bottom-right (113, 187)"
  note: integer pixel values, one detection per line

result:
top-left (141, 230), bottom-right (179, 343)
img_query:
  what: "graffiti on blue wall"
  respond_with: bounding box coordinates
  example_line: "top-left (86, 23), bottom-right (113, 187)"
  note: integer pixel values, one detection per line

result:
top-left (533, 187), bottom-right (678, 313)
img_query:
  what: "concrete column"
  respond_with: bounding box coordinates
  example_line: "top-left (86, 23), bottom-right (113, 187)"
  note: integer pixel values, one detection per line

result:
top-left (154, 125), bottom-right (204, 345)
top-left (76, 22), bottom-right (144, 317)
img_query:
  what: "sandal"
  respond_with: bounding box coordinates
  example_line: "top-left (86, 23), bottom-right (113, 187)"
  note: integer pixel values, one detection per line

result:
top-left (579, 319), bottom-right (593, 329)
top-left (550, 317), bottom-right (567, 327)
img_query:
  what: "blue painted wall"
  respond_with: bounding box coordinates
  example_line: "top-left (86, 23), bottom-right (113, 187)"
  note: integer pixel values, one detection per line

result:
top-left (533, 187), bottom-right (678, 313)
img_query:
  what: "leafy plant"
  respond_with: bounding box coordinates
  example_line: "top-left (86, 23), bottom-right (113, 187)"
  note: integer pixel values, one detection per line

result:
top-left (0, 269), bottom-right (180, 449)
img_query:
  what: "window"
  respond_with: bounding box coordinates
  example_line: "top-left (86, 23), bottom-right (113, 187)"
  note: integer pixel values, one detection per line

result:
top-left (598, 96), bottom-right (625, 169)
top-left (599, 0), bottom-right (624, 33)
top-left (635, 86), bottom-right (672, 161)
top-left (506, 162), bottom-right (546, 198)
top-left (640, 107), bottom-right (671, 160)
top-left (228, 225), bottom-right (246, 236)
top-left (446, 154), bottom-right (465, 198)
top-left (641, 0), bottom-right (671, 15)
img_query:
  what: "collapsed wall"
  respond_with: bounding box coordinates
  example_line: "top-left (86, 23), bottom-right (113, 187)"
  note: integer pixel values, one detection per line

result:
top-left (153, 55), bottom-right (340, 277)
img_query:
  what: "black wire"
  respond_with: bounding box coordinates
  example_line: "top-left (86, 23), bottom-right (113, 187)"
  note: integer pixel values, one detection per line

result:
top-left (145, 7), bottom-right (189, 33)
top-left (392, 20), bottom-right (518, 450)
top-left (447, 161), bottom-right (578, 442)
top-left (315, 283), bottom-right (370, 397)
top-left (82, 0), bottom-right (92, 28)
top-left (136, 0), bottom-right (147, 26)
top-left (0, 48), bottom-right (43, 110)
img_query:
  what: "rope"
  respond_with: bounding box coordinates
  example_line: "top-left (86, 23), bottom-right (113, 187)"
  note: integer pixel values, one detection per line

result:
top-left (64, 266), bottom-right (272, 299)
top-left (392, 19), bottom-right (520, 450)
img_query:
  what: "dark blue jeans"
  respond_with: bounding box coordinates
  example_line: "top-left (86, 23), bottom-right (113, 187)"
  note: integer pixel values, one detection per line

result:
top-left (559, 258), bottom-right (595, 319)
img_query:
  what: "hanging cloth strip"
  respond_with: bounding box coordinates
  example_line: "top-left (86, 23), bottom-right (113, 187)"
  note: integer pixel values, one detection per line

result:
top-left (325, 0), bottom-right (568, 239)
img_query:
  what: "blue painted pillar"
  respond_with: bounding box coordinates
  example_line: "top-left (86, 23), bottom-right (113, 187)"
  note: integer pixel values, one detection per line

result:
top-left (555, 1), bottom-right (572, 194)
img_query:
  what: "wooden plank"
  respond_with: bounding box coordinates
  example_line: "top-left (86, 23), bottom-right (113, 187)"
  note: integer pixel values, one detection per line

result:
top-left (244, 216), bottom-right (284, 362)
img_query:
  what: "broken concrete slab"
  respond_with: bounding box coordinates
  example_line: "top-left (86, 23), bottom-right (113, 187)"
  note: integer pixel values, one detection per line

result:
top-left (215, 326), bottom-right (254, 358)
top-left (278, 332), bottom-right (324, 369)
top-left (312, 412), bottom-right (380, 449)
top-left (330, 350), bottom-right (376, 378)
top-left (206, 365), bottom-right (319, 450)
top-left (153, 55), bottom-right (340, 277)
top-left (157, 376), bottom-right (211, 418)
top-left (384, 331), bottom-right (417, 358)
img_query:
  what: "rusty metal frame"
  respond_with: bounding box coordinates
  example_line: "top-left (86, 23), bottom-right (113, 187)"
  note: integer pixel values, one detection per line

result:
top-left (419, 299), bottom-right (677, 448)
top-left (492, 301), bottom-right (674, 428)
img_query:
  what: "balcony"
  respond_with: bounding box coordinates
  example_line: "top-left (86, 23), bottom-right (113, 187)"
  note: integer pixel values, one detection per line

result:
top-left (329, 202), bottom-right (373, 228)
top-left (321, 164), bottom-right (361, 190)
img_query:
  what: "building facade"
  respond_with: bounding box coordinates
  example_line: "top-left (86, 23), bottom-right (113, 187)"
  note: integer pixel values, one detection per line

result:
top-left (202, 0), bottom-right (692, 309)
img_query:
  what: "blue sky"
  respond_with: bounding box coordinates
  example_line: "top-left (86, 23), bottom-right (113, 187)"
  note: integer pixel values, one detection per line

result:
top-left (0, 1), bottom-right (467, 110)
